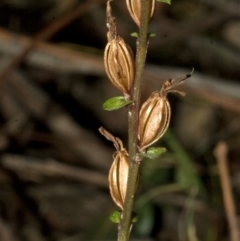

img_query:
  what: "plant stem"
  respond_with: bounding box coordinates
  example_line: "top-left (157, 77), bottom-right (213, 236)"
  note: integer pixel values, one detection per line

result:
top-left (117, 1), bottom-right (151, 240)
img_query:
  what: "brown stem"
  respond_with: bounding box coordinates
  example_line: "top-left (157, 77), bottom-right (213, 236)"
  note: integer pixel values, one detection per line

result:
top-left (117, 1), bottom-right (151, 240)
top-left (214, 141), bottom-right (240, 241)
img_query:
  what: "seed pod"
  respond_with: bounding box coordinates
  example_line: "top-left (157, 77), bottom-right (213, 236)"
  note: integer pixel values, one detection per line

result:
top-left (105, 0), bottom-right (135, 98)
top-left (104, 37), bottom-right (135, 98)
top-left (138, 69), bottom-right (194, 151)
top-left (109, 148), bottom-right (129, 210)
top-left (138, 92), bottom-right (170, 151)
top-left (126, 0), bottom-right (156, 27)
top-left (99, 127), bottom-right (139, 210)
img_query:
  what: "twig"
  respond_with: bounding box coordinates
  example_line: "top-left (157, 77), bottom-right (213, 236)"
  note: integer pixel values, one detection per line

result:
top-left (214, 141), bottom-right (239, 241)
top-left (1, 154), bottom-right (108, 188)
top-left (0, 66), bottom-right (112, 171)
top-left (0, 0), bottom-right (105, 85)
top-left (0, 27), bottom-right (104, 75)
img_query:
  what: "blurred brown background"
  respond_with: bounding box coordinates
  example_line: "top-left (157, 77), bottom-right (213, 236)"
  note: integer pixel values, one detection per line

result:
top-left (0, 0), bottom-right (239, 241)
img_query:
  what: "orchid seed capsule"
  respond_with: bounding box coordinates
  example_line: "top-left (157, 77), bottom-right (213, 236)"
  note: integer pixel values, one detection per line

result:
top-left (138, 93), bottom-right (170, 152)
top-left (109, 148), bottom-right (129, 210)
top-left (138, 70), bottom-right (194, 151)
top-left (104, 0), bottom-right (135, 98)
top-left (126, 0), bottom-right (156, 27)
top-left (99, 127), bottom-right (139, 210)
top-left (104, 37), bottom-right (135, 98)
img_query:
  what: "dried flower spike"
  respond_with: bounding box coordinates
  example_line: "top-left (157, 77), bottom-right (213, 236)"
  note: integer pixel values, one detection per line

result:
top-left (138, 69), bottom-right (194, 151)
top-left (126, 0), bottom-right (156, 27)
top-left (104, 0), bottom-right (135, 98)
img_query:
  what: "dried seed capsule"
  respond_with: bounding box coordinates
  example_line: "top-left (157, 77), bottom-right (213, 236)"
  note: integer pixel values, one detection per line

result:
top-left (126, 0), bottom-right (156, 27)
top-left (99, 127), bottom-right (139, 210)
top-left (109, 148), bottom-right (129, 210)
top-left (104, 37), bottom-right (135, 98)
top-left (138, 70), bottom-right (194, 151)
top-left (138, 92), bottom-right (170, 152)
top-left (104, 0), bottom-right (135, 98)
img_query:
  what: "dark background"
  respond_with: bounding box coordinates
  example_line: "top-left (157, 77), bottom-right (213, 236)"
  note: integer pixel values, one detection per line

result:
top-left (0, 0), bottom-right (239, 241)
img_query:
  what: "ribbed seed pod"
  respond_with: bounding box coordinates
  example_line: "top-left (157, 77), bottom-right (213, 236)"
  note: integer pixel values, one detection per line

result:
top-left (109, 149), bottom-right (129, 210)
top-left (126, 0), bottom-right (156, 27)
top-left (104, 0), bottom-right (135, 98)
top-left (104, 37), bottom-right (135, 98)
top-left (138, 70), bottom-right (194, 151)
top-left (138, 92), bottom-right (170, 151)
top-left (99, 126), bottom-right (139, 210)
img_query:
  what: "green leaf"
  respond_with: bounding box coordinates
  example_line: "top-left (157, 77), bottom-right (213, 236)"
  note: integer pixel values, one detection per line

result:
top-left (141, 147), bottom-right (167, 160)
top-left (148, 33), bottom-right (156, 38)
top-left (103, 96), bottom-right (133, 111)
top-left (109, 210), bottom-right (121, 223)
top-left (157, 0), bottom-right (171, 4)
top-left (110, 210), bottom-right (138, 224)
top-left (131, 32), bottom-right (138, 38)
top-left (131, 212), bottom-right (139, 223)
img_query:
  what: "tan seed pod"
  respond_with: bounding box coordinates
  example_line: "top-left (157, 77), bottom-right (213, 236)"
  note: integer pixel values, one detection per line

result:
top-left (138, 69), bottom-right (194, 151)
top-left (126, 0), bottom-right (156, 27)
top-left (99, 127), bottom-right (139, 210)
top-left (109, 149), bottom-right (129, 210)
top-left (104, 37), bottom-right (135, 98)
top-left (104, 0), bottom-right (135, 98)
top-left (138, 93), bottom-right (170, 151)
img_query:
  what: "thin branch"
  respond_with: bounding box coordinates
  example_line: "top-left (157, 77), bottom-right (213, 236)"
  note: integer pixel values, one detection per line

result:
top-left (214, 141), bottom-right (240, 241)
top-left (0, 0), bottom-right (105, 85)
top-left (1, 154), bottom-right (108, 188)
top-left (1, 67), bottom-right (112, 171)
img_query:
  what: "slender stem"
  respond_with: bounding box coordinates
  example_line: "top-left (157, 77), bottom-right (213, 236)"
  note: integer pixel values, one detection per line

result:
top-left (117, 1), bottom-right (151, 241)
top-left (214, 142), bottom-right (240, 241)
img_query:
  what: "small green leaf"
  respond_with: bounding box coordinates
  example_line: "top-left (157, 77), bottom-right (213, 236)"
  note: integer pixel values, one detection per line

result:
top-left (157, 0), bottom-right (171, 4)
top-left (131, 32), bottom-right (138, 38)
top-left (148, 33), bottom-right (156, 38)
top-left (132, 212), bottom-right (139, 223)
top-left (141, 147), bottom-right (167, 160)
top-left (110, 210), bottom-right (121, 223)
top-left (103, 96), bottom-right (133, 111)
